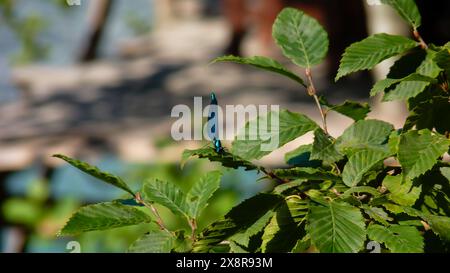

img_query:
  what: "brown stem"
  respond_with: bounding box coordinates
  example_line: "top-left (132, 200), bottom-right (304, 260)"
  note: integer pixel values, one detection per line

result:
top-left (135, 192), bottom-right (170, 233)
top-left (305, 68), bottom-right (328, 134)
top-left (261, 168), bottom-right (288, 184)
top-left (189, 219), bottom-right (197, 242)
top-left (413, 29), bottom-right (428, 50)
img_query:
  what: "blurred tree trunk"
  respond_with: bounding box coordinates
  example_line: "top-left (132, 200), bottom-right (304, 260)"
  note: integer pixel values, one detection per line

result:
top-left (78, 0), bottom-right (113, 62)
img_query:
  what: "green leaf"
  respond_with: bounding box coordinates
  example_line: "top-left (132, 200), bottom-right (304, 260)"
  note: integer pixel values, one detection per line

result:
top-left (128, 231), bottom-right (174, 253)
top-left (420, 214), bottom-right (450, 241)
top-left (380, 0), bottom-right (421, 29)
top-left (367, 224), bottom-right (423, 253)
top-left (229, 210), bottom-right (274, 248)
top-left (193, 194), bottom-right (283, 252)
top-left (341, 186), bottom-right (382, 199)
top-left (273, 167), bottom-right (341, 182)
top-left (342, 148), bottom-right (390, 187)
top-left (59, 202), bottom-right (151, 235)
top-left (441, 167), bottom-right (450, 181)
top-left (261, 197), bottom-right (308, 252)
top-left (232, 109), bottom-right (318, 160)
top-left (434, 47), bottom-right (450, 76)
top-left (382, 175), bottom-right (421, 206)
top-left (319, 97), bottom-right (370, 121)
top-left (370, 73), bottom-right (437, 97)
top-left (211, 55), bottom-right (305, 86)
top-left (272, 7), bottom-right (329, 68)
top-left (181, 146), bottom-right (259, 171)
top-left (362, 205), bottom-right (392, 226)
top-left (142, 179), bottom-right (189, 218)
top-left (383, 50), bottom-right (442, 101)
top-left (272, 179), bottom-right (306, 195)
top-left (335, 33), bottom-right (417, 81)
top-left (336, 119), bottom-right (394, 155)
top-left (310, 129), bottom-right (343, 165)
top-left (291, 235), bottom-right (311, 253)
top-left (405, 87), bottom-right (450, 135)
top-left (53, 154), bottom-right (134, 196)
top-left (308, 199), bottom-right (366, 253)
top-left (398, 129), bottom-right (450, 180)
top-left (187, 171), bottom-right (221, 218)
top-left (284, 144), bottom-right (316, 166)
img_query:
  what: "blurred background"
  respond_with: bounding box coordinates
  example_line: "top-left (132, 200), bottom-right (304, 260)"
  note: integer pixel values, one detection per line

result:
top-left (0, 0), bottom-right (448, 252)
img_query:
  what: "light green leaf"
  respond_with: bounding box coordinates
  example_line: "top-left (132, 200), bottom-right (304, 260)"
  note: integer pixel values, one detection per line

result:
top-left (128, 231), bottom-right (174, 253)
top-left (193, 194), bottom-right (283, 252)
top-left (336, 33), bottom-right (417, 81)
top-left (272, 7), bottom-right (329, 68)
top-left (308, 200), bottom-right (366, 253)
top-left (310, 129), bottom-right (343, 165)
top-left (59, 202), bottom-right (151, 235)
top-left (420, 214), bottom-right (450, 241)
top-left (336, 119), bottom-right (394, 155)
top-left (181, 146), bottom-right (259, 171)
top-left (291, 235), bottom-right (311, 253)
top-left (232, 109), bottom-right (318, 160)
top-left (440, 167), bottom-right (450, 181)
top-left (142, 179), bottom-right (189, 218)
top-left (342, 148), bottom-right (390, 187)
top-left (370, 73), bottom-right (437, 97)
top-left (341, 186), bottom-right (382, 199)
top-left (380, 0), bottom-right (421, 29)
top-left (398, 129), bottom-right (450, 180)
top-left (272, 179), bottom-right (306, 195)
top-left (230, 210), bottom-right (274, 247)
top-left (211, 55), bottom-right (305, 86)
top-left (273, 167), bottom-right (341, 182)
top-left (261, 197), bottom-right (308, 252)
top-left (367, 224), bottom-right (423, 253)
top-left (53, 154), bottom-right (134, 196)
top-left (187, 171), bottom-right (221, 218)
top-left (382, 175), bottom-right (421, 206)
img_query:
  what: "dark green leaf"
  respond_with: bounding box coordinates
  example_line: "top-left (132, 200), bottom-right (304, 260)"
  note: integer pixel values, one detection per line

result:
top-left (310, 129), bottom-right (343, 165)
top-left (193, 194), bottom-right (283, 252)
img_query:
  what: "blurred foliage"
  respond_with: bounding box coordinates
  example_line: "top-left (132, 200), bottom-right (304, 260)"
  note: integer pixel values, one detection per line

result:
top-left (1, 156), bottom-right (259, 252)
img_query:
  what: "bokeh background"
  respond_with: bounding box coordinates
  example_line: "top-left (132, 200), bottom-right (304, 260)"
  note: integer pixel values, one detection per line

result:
top-left (0, 0), bottom-right (448, 252)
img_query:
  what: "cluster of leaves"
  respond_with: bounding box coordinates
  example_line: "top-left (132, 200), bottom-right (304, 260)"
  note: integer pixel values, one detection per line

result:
top-left (55, 0), bottom-right (450, 253)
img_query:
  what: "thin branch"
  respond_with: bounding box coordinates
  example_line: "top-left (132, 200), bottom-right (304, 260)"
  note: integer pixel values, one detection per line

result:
top-left (305, 68), bottom-right (328, 134)
top-left (413, 29), bottom-right (428, 50)
top-left (188, 219), bottom-right (197, 242)
top-left (135, 192), bottom-right (171, 233)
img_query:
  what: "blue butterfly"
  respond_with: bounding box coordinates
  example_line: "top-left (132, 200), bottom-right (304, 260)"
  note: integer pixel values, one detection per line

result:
top-left (208, 92), bottom-right (224, 153)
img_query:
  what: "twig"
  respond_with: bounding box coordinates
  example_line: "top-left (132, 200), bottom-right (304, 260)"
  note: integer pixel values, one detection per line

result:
top-left (135, 192), bottom-right (171, 233)
top-left (413, 29), bottom-right (428, 50)
top-left (305, 68), bottom-right (328, 134)
top-left (188, 219), bottom-right (197, 242)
